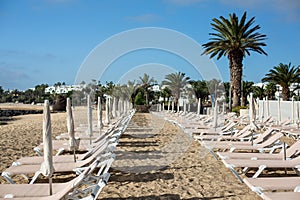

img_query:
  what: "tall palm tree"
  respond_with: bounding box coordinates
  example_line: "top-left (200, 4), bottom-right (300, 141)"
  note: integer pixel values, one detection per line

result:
top-left (202, 12), bottom-right (267, 108)
top-left (262, 63), bottom-right (300, 101)
top-left (162, 72), bottom-right (190, 106)
top-left (138, 73), bottom-right (155, 105)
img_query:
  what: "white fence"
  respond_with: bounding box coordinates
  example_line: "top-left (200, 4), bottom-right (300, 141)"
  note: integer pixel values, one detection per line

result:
top-left (257, 99), bottom-right (300, 122)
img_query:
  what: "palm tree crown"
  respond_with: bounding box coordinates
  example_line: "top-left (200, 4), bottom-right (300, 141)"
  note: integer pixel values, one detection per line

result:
top-left (162, 72), bottom-right (190, 105)
top-left (138, 73), bottom-right (155, 105)
top-left (202, 11), bottom-right (267, 108)
top-left (262, 63), bottom-right (300, 101)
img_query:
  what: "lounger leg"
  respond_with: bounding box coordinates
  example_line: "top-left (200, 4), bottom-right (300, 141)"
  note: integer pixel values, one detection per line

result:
top-left (242, 167), bottom-right (249, 174)
top-left (205, 146), bottom-right (219, 160)
top-left (294, 165), bottom-right (300, 176)
top-left (56, 147), bottom-right (65, 156)
top-left (253, 165), bottom-right (266, 178)
top-left (30, 170), bottom-right (42, 184)
top-left (225, 164), bottom-right (243, 183)
top-left (251, 186), bottom-right (264, 195)
top-left (33, 147), bottom-right (42, 156)
top-left (1, 172), bottom-right (15, 184)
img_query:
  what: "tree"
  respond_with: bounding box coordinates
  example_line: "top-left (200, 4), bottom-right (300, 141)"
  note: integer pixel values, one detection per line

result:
top-left (265, 82), bottom-right (277, 100)
top-left (162, 72), bottom-right (190, 107)
top-left (134, 92), bottom-right (146, 105)
top-left (34, 84), bottom-right (49, 103)
top-left (102, 81), bottom-right (115, 96)
top-left (0, 86), bottom-right (3, 95)
top-left (202, 12), bottom-right (267, 108)
top-left (189, 80), bottom-right (209, 113)
top-left (223, 82), bottom-right (230, 103)
top-left (252, 85), bottom-right (265, 100)
top-left (123, 81), bottom-right (137, 104)
top-left (160, 87), bottom-right (172, 103)
top-left (138, 73), bottom-right (155, 105)
top-left (242, 81), bottom-right (254, 105)
top-left (262, 63), bottom-right (300, 101)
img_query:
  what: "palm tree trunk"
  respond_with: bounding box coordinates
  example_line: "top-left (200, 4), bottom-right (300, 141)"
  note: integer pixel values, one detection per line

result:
top-left (282, 87), bottom-right (290, 101)
top-left (145, 92), bottom-right (149, 105)
top-left (229, 50), bottom-right (243, 108)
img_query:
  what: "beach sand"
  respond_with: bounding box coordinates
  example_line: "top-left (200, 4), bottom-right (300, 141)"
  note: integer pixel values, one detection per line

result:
top-left (0, 112), bottom-right (67, 184)
top-left (0, 111), bottom-right (260, 199)
top-left (98, 113), bottom-right (260, 199)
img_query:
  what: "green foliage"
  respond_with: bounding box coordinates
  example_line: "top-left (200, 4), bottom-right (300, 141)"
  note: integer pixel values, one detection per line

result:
top-left (262, 63), bottom-right (300, 100)
top-left (160, 87), bottom-right (172, 102)
top-left (189, 80), bottom-right (209, 100)
top-left (138, 73), bottom-right (156, 105)
top-left (0, 84), bottom-right (52, 104)
top-left (265, 82), bottom-right (277, 100)
top-left (202, 11), bottom-right (267, 59)
top-left (232, 106), bottom-right (248, 115)
top-left (202, 11), bottom-right (267, 108)
top-left (134, 92), bottom-right (146, 105)
top-left (223, 82), bottom-right (230, 103)
top-left (162, 72), bottom-right (190, 104)
top-left (242, 81), bottom-right (254, 105)
top-left (252, 85), bottom-right (265, 100)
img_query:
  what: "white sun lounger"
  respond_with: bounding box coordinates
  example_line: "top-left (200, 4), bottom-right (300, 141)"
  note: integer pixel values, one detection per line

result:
top-left (221, 155), bottom-right (300, 182)
top-left (217, 139), bottom-right (300, 160)
top-left (243, 176), bottom-right (300, 195)
top-left (0, 156), bottom-right (114, 199)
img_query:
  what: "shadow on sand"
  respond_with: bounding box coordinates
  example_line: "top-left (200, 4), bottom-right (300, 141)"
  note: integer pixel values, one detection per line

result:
top-left (100, 194), bottom-right (237, 200)
top-left (109, 170), bottom-right (174, 183)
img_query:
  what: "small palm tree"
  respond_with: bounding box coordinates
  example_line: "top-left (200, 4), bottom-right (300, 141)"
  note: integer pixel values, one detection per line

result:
top-left (242, 81), bottom-right (254, 106)
top-left (138, 73), bottom-right (155, 105)
top-left (202, 12), bottom-right (267, 108)
top-left (162, 72), bottom-right (190, 107)
top-left (265, 82), bottom-right (277, 100)
top-left (252, 85), bottom-right (265, 100)
top-left (122, 81), bottom-right (137, 103)
top-left (262, 63), bottom-right (300, 101)
top-left (189, 80), bottom-right (209, 101)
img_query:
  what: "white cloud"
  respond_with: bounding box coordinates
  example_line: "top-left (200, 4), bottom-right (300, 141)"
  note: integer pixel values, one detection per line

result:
top-left (165, 0), bottom-right (205, 6)
top-left (45, 0), bottom-right (74, 4)
top-left (0, 64), bottom-right (31, 90)
top-left (127, 14), bottom-right (162, 23)
top-left (219, 0), bottom-right (300, 22)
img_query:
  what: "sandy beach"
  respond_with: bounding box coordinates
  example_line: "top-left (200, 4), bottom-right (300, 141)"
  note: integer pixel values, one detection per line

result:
top-left (0, 111), bottom-right (259, 199)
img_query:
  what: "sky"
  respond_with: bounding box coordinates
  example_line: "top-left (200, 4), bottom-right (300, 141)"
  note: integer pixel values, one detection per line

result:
top-left (0, 0), bottom-right (299, 90)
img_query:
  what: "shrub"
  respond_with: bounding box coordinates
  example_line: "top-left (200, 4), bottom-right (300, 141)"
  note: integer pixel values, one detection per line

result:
top-left (134, 92), bottom-right (146, 105)
top-left (232, 106), bottom-right (248, 115)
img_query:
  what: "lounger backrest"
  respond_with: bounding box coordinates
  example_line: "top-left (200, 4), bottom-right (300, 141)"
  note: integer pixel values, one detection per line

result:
top-left (80, 140), bottom-right (109, 163)
top-left (222, 122), bottom-right (236, 132)
top-left (48, 158), bottom-right (100, 200)
top-left (253, 128), bottom-right (274, 144)
top-left (259, 132), bottom-right (282, 146)
top-left (235, 125), bottom-right (251, 137)
top-left (80, 136), bottom-right (109, 160)
top-left (286, 140), bottom-right (300, 158)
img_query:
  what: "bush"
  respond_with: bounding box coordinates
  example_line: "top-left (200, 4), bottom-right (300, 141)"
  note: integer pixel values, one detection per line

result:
top-left (134, 92), bottom-right (146, 105)
top-left (232, 106), bottom-right (248, 115)
top-left (52, 95), bottom-right (66, 112)
top-left (134, 105), bottom-right (150, 113)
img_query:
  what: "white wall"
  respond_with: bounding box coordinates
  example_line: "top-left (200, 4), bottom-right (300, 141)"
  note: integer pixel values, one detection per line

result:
top-left (257, 99), bottom-right (300, 122)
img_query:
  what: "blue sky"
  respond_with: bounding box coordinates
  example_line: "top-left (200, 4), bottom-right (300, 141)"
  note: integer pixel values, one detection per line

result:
top-left (0, 0), bottom-right (299, 90)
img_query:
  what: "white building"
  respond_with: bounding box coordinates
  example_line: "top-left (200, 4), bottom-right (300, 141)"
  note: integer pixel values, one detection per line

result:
top-left (254, 82), bottom-right (300, 100)
top-left (151, 84), bottom-right (161, 92)
top-left (45, 85), bottom-right (83, 94)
